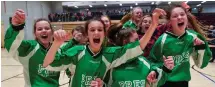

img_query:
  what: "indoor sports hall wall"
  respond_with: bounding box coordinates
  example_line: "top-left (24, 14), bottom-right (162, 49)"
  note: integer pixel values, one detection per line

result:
top-left (1, 1), bottom-right (52, 40)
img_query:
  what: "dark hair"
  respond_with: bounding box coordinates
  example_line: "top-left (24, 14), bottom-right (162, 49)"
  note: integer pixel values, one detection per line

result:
top-left (107, 23), bottom-right (123, 43)
top-left (33, 18), bottom-right (53, 34)
top-left (84, 17), bottom-right (105, 35)
top-left (72, 25), bottom-right (86, 36)
top-left (115, 28), bottom-right (135, 46)
top-left (107, 23), bottom-right (135, 46)
top-left (187, 13), bottom-right (207, 38)
top-left (165, 4), bottom-right (184, 20)
top-left (107, 13), bottom-right (133, 44)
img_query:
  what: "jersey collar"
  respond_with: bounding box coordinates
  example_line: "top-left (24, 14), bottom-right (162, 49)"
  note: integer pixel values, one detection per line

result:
top-left (37, 41), bottom-right (52, 51)
top-left (165, 30), bottom-right (187, 39)
top-left (86, 44), bottom-right (103, 58)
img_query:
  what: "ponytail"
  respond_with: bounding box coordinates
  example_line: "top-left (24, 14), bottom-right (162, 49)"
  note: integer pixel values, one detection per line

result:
top-left (187, 12), bottom-right (207, 38)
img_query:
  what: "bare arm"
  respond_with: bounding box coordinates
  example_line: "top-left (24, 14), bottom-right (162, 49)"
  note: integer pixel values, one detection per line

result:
top-left (43, 41), bottom-right (62, 67)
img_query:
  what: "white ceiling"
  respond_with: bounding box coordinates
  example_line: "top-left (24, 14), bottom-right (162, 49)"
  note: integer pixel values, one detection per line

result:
top-left (62, 1), bottom-right (215, 8)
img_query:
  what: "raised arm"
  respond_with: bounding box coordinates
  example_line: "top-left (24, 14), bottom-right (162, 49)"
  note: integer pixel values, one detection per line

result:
top-left (43, 29), bottom-right (70, 67)
top-left (139, 8), bottom-right (166, 50)
top-left (107, 8), bottom-right (167, 68)
top-left (4, 9), bottom-right (33, 61)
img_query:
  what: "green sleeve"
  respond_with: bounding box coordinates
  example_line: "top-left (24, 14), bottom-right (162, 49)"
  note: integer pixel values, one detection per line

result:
top-left (46, 45), bottom-right (84, 71)
top-left (148, 36), bottom-right (164, 68)
top-left (122, 21), bottom-right (130, 28)
top-left (109, 41), bottom-right (143, 68)
top-left (4, 24), bottom-right (36, 61)
top-left (148, 35), bottom-right (170, 87)
top-left (58, 39), bottom-right (79, 77)
top-left (189, 30), bottom-right (212, 68)
top-left (122, 21), bottom-right (137, 29)
top-left (60, 38), bottom-right (79, 52)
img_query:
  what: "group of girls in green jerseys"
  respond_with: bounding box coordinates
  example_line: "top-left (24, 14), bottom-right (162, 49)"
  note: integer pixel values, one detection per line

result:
top-left (5, 1), bottom-right (211, 87)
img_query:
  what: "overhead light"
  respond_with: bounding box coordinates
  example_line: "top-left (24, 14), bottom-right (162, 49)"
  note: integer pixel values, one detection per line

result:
top-left (151, 2), bottom-right (155, 5)
top-left (74, 6), bottom-right (78, 8)
top-left (135, 3), bottom-right (138, 5)
top-left (119, 3), bottom-right (122, 6)
top-left (104, 4), bottom-right (107, 7)
top-left (168, 2), bottom-right (171, 4)
top-left (197, 4), bottom-right (201, 7)
top-left (89, 5), bottom-right (92, 7)
top-left (201, 1), bottom-right (206, 3)
top-left (130, 6), bottom-right (133, 9)
top-left (185, 1), bottom-right (189, 4)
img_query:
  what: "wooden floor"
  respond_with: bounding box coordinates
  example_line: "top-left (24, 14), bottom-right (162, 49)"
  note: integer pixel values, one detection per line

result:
top-left (1, 48), bottom-right (215, 87)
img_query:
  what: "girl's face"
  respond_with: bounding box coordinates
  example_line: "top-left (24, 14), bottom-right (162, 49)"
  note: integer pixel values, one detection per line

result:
top-left (87, 21), bottom-right (105, 50)
top-left (141, 17), bottom-right (152, 32)
top-left (72, 30), bottom-right (88, 44)
top-left (170, 7), bottom-right (188, 32)
top-left (34, 21), bottom-right (53, 45)
top-left (129, 31), bottom-right (139, 43)
top-left (101, 16), bottom-right (111, 31)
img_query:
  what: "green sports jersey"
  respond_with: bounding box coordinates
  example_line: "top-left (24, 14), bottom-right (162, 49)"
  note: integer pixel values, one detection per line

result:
top-left (59, 39), bottom-right (79, 52)
top-left (106, 56), bottom-right (168, 87)
top-left (59, 39), bottom-right (79, 87)
top-left (4, 25), bottom-right (60, 87)
top-left (45, 41), bottom-right (143, 87)
top-left (59, 38), bottom-right (79, 78)
top-left (123, 20), bottom-right (138, 30)
top-left (149, 29), bottom-right (212, 82)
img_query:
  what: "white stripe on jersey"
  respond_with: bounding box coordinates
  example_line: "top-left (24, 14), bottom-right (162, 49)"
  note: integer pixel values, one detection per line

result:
top-left (138, 57), bottom-right (150, 69)
top-left (196, 50), bottom-right (205, 68)
top-left (187, 30), bottom-right (197, 40)
top-left (192, 50), bottom-right (206, 68)
top-left (46, 63), bottom-right (74, 71)
top-left (107, 69), bottom-right (114, 87)
top-left (102, 56), bottom-right (111, 80)
top-left (21, 44), bottom-right (40, 87)
top-left (8, 29), bottom-right (41, 87)
top-left (9, 29), bottom-right (24, 61)
top-left (8, 29), bottom-right (30, 87)
top-left (110, 45), bottom-right (143, 68)
top-left (161, 33), bottom-right (167, 54)
top-left (78, 46), bottom-right (86, 61)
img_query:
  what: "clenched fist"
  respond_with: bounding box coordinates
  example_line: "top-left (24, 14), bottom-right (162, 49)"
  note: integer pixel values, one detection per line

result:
top-left (12, 9), bottom-right (25, 26)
